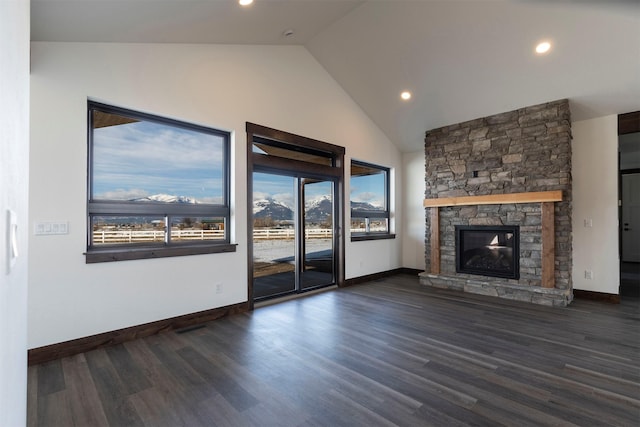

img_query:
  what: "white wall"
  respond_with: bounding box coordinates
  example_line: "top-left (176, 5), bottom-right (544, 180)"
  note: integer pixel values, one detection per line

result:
top-left (572, 115), bottom-right (619, 294)
top-left (29, 42), bottom-right (402, 349)
top-left (0, 1), bottom-right (30, 425)
top-left (401, 151), bottom-right (426, 271)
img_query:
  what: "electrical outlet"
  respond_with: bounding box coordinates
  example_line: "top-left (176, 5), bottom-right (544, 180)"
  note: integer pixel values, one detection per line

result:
top-left (583, 219), bottom-right (592, 228)
top-left (215, 283), bottom-right (223, 294)
top-left (584, 270), bottom-right (593, 280)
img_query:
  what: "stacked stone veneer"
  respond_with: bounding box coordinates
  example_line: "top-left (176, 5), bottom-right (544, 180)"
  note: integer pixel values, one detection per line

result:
top-left (419, 99), bottom-right (573, 306)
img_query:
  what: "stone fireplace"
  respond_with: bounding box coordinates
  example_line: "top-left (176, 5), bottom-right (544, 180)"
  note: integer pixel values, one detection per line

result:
top-left (419, 99), bottom-right (573, 307)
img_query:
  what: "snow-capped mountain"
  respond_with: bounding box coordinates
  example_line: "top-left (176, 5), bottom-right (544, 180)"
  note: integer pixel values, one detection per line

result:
top-left (253, 198), bottom-right (293, 220)
top-left (131, 194), bottom-right (200, 204)
top-left (305, 196), bottom-right (333, 223)
top-left (351, 201), bottom-right (383, 211)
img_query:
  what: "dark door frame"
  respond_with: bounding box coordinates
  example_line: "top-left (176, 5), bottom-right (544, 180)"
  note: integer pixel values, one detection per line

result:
top-left (618, 111), bottom-right (640, 259)
top-left (246, 123), bottom-right (345, 309)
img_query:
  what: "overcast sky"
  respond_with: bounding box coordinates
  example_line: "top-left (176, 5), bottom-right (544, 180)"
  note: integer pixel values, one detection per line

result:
top-left (93, 120), bottom-right (384, 209)
top-left (92, 121), bottom-right (225, 203)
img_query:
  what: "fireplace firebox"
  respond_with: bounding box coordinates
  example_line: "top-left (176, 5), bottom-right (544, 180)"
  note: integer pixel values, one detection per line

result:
top-left (455, 225), bottom-right (519, 280)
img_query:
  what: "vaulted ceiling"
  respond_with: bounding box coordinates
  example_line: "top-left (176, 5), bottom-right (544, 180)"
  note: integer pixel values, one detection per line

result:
top-left (31, 0), bottom-right (640, 152)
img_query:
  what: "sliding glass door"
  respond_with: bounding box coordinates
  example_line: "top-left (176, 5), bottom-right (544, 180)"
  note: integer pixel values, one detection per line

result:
top-left (252, 172), bottom-right (296, 299)
top-left (247, 122), bottom-right (345, 306)
top-left (301, 178), bottom-right (334, 290)
top-left (252, 172), bottom-right (336, 300)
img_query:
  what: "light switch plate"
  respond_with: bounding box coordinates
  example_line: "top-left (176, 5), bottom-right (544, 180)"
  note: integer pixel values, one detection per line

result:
top-left (6, 209), bottom-right (18, 274)
top-left (34, 221), bottom-right (69, 235)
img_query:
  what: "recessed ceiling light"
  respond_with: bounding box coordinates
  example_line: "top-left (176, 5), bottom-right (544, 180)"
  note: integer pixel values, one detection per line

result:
top-left (535, 41), bottom-right (551, 54)
top-left (239, 0), bottom-right (254, 6)
top-left (400, 91), bottom-right (412, 101)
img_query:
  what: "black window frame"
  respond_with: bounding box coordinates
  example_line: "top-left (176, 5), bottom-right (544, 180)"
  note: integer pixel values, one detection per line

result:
top-left (350, 159), bottom-right (395, 241)
top-left (86, 101), bottom-right (235, 263)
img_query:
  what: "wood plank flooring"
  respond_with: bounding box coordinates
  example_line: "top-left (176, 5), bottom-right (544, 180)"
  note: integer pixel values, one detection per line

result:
top-left (28, 274), bottom-right (640, 426)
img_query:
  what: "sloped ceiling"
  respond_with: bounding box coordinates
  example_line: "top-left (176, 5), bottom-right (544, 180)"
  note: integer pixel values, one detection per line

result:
top-left (31, 0), bottom-right (640, 152)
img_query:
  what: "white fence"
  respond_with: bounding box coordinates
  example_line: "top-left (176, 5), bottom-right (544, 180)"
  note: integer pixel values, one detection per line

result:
top-left (92, 228), bottom-right (333, 244)
top-left (253, 228), bottom-right (333, 240)
top-left (92, 229), bottom-right (226, 244)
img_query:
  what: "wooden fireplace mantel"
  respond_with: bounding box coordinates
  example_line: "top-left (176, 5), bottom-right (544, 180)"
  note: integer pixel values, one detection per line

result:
top-left (423, 190), bottom-right (562, 207)
top-left (424, 190), bottom-right (562, 288)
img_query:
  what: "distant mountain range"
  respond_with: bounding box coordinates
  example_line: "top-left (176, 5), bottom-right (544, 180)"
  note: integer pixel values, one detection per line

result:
top-left (254, 196), bottom-right (382, 223)
top-left (131, 194), bottom-right (199, 204)
top-left (351, 201), bottom-right (384, 212)
top-left (126, 194), bottom-right (381, 223)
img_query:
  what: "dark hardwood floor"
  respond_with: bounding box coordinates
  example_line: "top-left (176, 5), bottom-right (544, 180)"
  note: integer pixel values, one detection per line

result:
top-left (620, 262), bottom-right (640, 297)
top-left (28, 274), bottom-right (640, 426)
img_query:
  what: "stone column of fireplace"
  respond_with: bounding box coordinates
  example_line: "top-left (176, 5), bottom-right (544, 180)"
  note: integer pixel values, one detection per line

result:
top-left (420, 99), bottom-right (572, 306)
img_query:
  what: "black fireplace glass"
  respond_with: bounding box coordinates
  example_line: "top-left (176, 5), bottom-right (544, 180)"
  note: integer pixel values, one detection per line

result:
top-left (455, 225), bottom-right (520, 279)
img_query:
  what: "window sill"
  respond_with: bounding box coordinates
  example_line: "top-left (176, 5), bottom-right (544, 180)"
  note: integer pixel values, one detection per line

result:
top-left (86, 243), bottom-right (237, 263)
top-left (351, 233), bottom-right (396, 242)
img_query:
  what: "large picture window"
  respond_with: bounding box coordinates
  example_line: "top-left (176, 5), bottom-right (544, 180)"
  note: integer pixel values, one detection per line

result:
top-left (86, 101), bottom-right (234, 262)
top-left (350, 160), bottom-right (394, 241)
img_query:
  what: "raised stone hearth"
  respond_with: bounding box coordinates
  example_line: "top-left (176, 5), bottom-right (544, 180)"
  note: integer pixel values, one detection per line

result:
top-left (421, 99), bottom-right (572, 307)
top-left (420, 273), bottom-right (572, 307)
